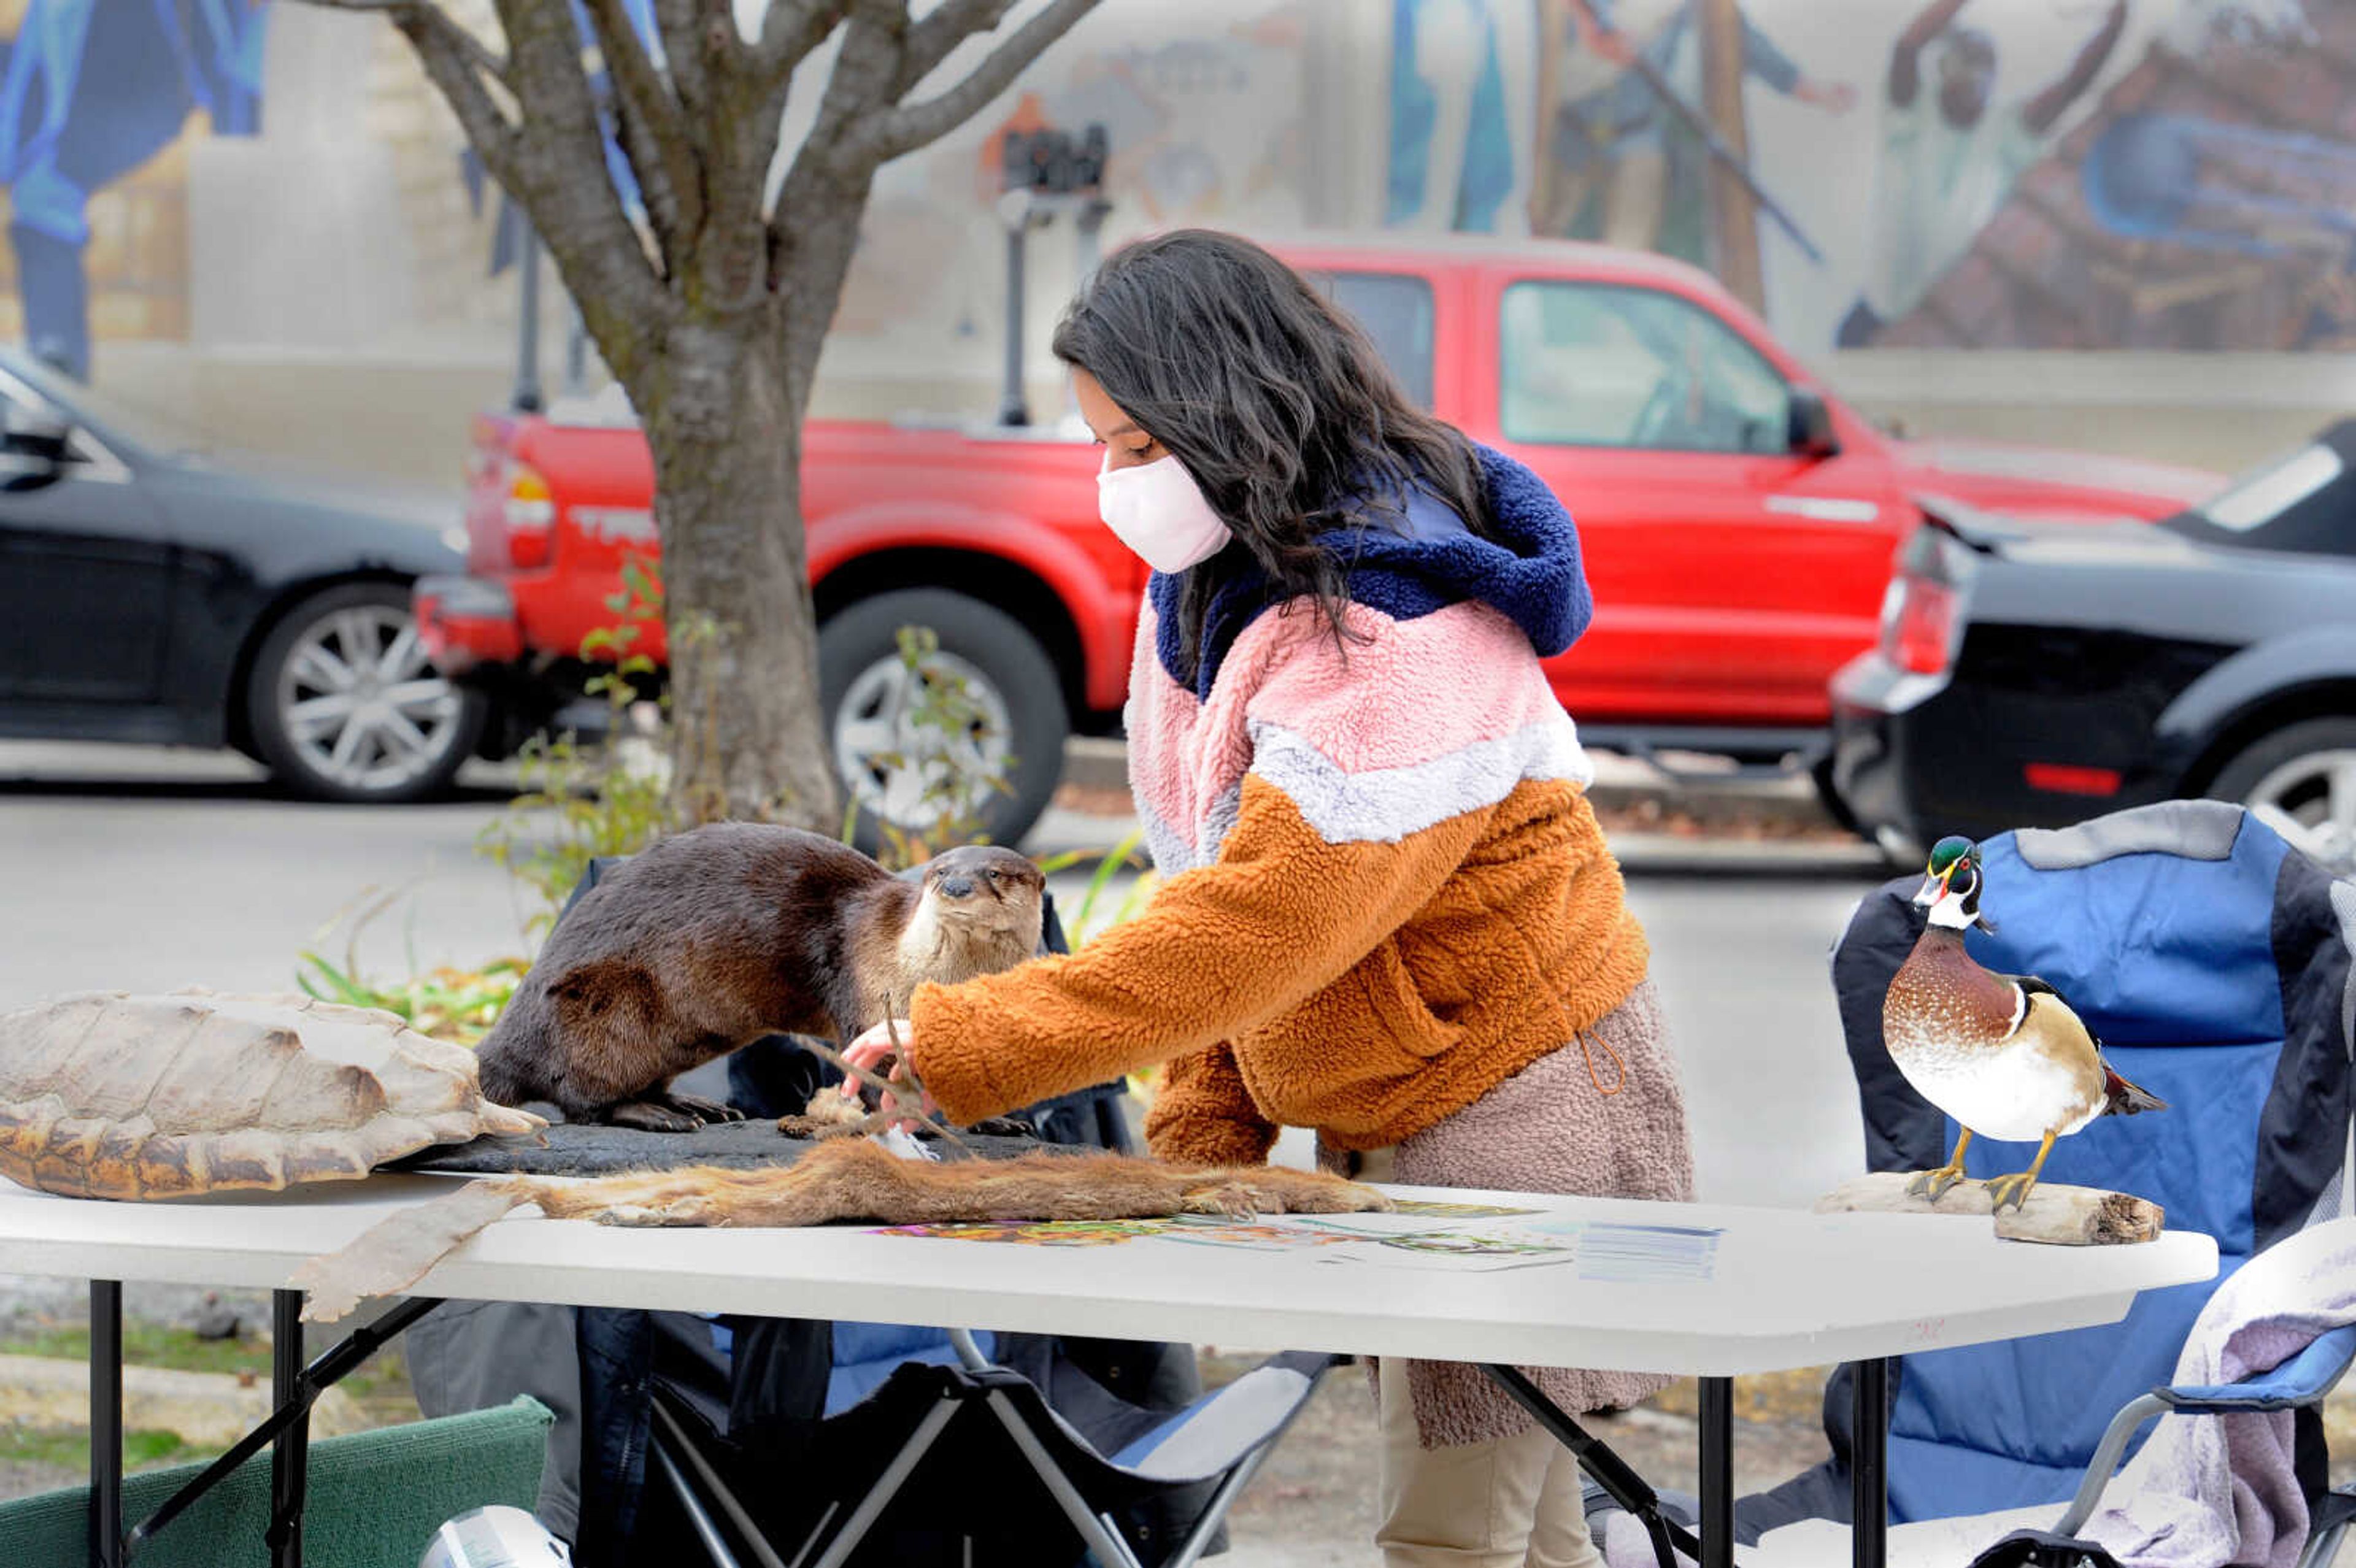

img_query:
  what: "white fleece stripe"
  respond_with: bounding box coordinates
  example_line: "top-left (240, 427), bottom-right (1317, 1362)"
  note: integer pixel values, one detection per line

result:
top-left (1138, 796), bottom-right (1198, 877)
top-left (1196, 779), bottom-right (1244, 866)
top-left (1244, 713), bottom-right (1595, 847)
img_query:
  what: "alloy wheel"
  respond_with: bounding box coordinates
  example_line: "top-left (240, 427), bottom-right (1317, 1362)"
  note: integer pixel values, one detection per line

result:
top-left (274, 604), bottom-right (468, 795)
top-left (2245, 748), bottom-right (2356, 878)
top-left (831, 650), bottom-right (1014, 830)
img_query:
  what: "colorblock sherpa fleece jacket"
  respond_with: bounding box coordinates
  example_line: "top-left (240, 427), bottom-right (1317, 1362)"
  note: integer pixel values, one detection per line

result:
top-left (906, 445), bottom-right (1652, 1163)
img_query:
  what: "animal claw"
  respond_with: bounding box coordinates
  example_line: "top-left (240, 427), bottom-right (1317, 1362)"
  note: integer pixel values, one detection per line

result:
top-left (1984, 1172), bottom-right (2038, 1213)
top-left (1906, 1164), bottom-right (1970, 1202)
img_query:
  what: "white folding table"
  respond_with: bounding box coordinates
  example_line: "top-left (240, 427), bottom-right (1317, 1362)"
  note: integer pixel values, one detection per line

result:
top-left (0, 1172), bottom-right (2216, 1568)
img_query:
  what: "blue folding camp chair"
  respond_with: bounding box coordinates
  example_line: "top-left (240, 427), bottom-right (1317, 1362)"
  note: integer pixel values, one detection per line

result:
top-left (1590, 801), bottom-right (2356, 1567)
top-left (644, 1316), bottom-right (1344, 1568)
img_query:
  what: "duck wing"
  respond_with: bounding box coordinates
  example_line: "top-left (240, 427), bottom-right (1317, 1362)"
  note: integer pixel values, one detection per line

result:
top-left (2006, 974), bottom-right (2165, 1116)
top-left (2003, 972), bottom-right (2107, 1048)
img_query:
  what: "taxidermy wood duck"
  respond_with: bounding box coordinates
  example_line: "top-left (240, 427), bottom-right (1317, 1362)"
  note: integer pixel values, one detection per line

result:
top-left (1882, 836), bottom-right (2167, 1212)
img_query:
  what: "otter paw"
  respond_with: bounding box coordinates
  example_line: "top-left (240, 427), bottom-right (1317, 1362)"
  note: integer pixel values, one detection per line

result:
top-left (1179, 1182), bottom-right (1261, 1220)
top-left (661, 1091), bottom-right (744, 1125)
top-left (604, 1100), bottom-right (701, 1134)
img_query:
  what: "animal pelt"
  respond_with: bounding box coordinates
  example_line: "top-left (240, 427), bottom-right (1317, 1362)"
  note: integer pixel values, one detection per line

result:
top-left (472, 826), bottom-right (1043, 1132)
top-left (291, 1139), bottom-right (1390, 1323)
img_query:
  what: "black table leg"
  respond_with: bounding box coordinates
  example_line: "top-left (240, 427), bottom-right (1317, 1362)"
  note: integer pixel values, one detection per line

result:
top-left (1852, 1358), bottom-right (1891, 1568)
top-left (268, 1290), bottom-right (309, 1568)
top-left (129, 1296), bottom-right (442, 1558)
top-left (1699, 1377), bottom-right (1733, 1568)
top-left (90, 1280), bottom-right (123, 1568)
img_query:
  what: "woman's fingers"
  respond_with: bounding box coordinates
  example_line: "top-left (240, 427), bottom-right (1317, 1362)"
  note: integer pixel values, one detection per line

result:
top-left (837, 1020), bottom-right (917, 1104)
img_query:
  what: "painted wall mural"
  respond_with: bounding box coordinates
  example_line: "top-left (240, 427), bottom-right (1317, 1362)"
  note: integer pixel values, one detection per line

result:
top-left (4, 0), bottom-right (2347, 379)
top-left (1389, 0), bottom-right (2354, 352)
top-left (0, 0), bottom-right (266, 378)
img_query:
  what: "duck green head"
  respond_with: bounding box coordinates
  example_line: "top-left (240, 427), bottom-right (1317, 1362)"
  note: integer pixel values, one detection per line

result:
top-left (1914, 836), bottom-right (1996, 931)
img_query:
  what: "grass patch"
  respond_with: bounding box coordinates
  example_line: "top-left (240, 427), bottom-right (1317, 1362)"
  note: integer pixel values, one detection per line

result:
top-left (0, 1320), bottom-right (413, 1416)
top-left (0, 1323), bottom-right (269, 1381)
top-left (0, 1424), bottom-right (220, 1475)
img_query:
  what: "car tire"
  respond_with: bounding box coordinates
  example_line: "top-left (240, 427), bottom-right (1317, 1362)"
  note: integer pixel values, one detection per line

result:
top-left (245, 581), bottom-right (487, 804)
top-left (820, 588), bottom-right (1069, 856)
top-left (2204, 716), bottom-right (2356, 877)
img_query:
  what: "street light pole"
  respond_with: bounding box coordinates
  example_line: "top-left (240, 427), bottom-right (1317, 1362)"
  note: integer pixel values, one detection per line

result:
top-left (514, 222), bottom-right (545, 414)
top-left (995, 123), bottom-right (1110, 430)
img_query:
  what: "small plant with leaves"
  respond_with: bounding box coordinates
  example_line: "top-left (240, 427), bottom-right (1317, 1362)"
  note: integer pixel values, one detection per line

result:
top-left (475, 555), bottom-right (678, 934)
top-left (1033, 825), bottom-right (1157, 949)
top-left (293, 886), bottom-right (527, 1045)
top-left (853, 624), bottom-right (1017, 872)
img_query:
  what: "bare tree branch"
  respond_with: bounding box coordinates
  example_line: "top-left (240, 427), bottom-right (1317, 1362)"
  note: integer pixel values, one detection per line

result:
top-left (652, 0), bottom-right (712, 131)
top-left (469, 0), bottom-right (669, 364)
top-left (774, 0), bottom-right (905, 194)
top-left (579, 0), bottom-right (701, 265)
top-left (765, 0), bottom-right (907, 290)
top-left (755, 0), bottom-right (852, 88)
top-left (374, 4), bottom-right (527, 194)
top-left (863, 0), bottom-right (1097, 161)
top-left (690, 59), bottom-right (798, 311)
top-left (893, 0), bottom-right (1015, 96)
top-left (312, 0), bottom-right (514, 90)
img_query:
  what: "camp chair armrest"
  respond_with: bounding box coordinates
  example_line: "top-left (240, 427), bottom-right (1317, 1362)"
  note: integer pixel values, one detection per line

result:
top-left (2152, 1324), bottom-right (2356, 1413)
top-left (2052, 1392), bottom-right (2171, 1539)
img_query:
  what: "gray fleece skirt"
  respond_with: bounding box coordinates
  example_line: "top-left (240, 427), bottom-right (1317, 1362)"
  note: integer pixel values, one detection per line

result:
top-left (1320, 977), bottom-right (1698, 1448)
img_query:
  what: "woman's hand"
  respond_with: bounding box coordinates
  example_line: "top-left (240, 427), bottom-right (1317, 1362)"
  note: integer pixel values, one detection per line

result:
top-left (838, 1018), bottom-right (937, 1131)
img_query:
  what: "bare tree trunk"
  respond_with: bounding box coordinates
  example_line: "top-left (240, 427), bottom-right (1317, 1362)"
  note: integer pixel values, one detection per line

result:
top-left (306, 0), bottom-right (1104, 832)
top-left (639, 319), bottom-right (837, 828)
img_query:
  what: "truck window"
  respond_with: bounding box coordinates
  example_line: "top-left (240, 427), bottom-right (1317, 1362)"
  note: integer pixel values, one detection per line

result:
top-left (1499, 281), bottom-right (1790, 455)
top-left (1304, 271), bottom-right (1435, 410)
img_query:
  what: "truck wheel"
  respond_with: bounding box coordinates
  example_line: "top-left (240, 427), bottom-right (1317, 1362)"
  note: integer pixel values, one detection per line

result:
top-left (2206, 717), bottom-right (2356, 877)
top-left (245, 580), bottom-right (487, 804)
top-left (820, 588), bottom-right (1070, 855)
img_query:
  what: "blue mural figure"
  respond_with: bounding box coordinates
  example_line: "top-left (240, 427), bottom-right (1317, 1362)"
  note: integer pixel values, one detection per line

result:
top-left (1530, 0), bottom-right (1851, 261)
top-left (2082, 112), bottom-right (2356, 259)
top-left (0, 0), bottom-right (266, 380)
top-left (1387, 0), bottom-right (1519, 233)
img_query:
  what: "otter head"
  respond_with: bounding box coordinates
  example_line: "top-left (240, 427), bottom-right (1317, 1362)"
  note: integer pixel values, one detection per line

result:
top-left (917, 845), bottom-right (1045, 950)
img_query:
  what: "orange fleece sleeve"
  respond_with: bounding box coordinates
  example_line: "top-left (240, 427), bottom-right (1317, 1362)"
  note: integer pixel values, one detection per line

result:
top-left (1141, 1042), bottom-right (1275, 1168)
top-left (904, 773), bottom-right (1492, 1129)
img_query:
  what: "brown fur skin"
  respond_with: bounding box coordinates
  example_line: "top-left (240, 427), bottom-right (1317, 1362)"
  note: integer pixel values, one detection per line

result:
top-left (519, 1140), bottom-right (1395, 1228)
top-left (293, 1142), bottom-right (1394, 1323)
top-left (473, 825), bottom-right (1043, 1132)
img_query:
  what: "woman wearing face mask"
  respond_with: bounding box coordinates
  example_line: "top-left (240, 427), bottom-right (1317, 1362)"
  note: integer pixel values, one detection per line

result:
top-left (843, 228), bottom-right (1694, 1568)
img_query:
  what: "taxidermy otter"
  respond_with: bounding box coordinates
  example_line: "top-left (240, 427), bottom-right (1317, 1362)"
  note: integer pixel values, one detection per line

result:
top-left (474, 824), bottom-right (1045, 1131)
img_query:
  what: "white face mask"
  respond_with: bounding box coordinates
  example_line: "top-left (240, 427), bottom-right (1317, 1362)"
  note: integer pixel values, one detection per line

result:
top-left (1096, 451), bottom-right (1231, 574)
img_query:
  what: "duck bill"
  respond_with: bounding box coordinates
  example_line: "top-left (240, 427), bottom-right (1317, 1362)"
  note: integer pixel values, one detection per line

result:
top-left (1912, 867), bottom-right (1955, 908)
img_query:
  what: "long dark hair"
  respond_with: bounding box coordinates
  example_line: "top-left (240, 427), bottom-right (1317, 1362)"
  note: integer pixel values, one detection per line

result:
top-left (1050, 229), bottom-right (1494, 682)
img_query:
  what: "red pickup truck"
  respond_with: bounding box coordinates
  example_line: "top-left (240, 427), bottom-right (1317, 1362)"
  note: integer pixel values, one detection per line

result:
top-left (418, 233), bottom-right (2219, 847)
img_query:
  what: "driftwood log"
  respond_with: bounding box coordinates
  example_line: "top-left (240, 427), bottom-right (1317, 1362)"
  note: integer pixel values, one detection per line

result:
top-left (1813, 1172), bottom-right (2163, 1245)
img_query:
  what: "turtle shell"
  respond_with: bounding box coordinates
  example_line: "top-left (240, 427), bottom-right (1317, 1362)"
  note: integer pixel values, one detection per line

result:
top-left (0, 988), bottom-right (545, 1201)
